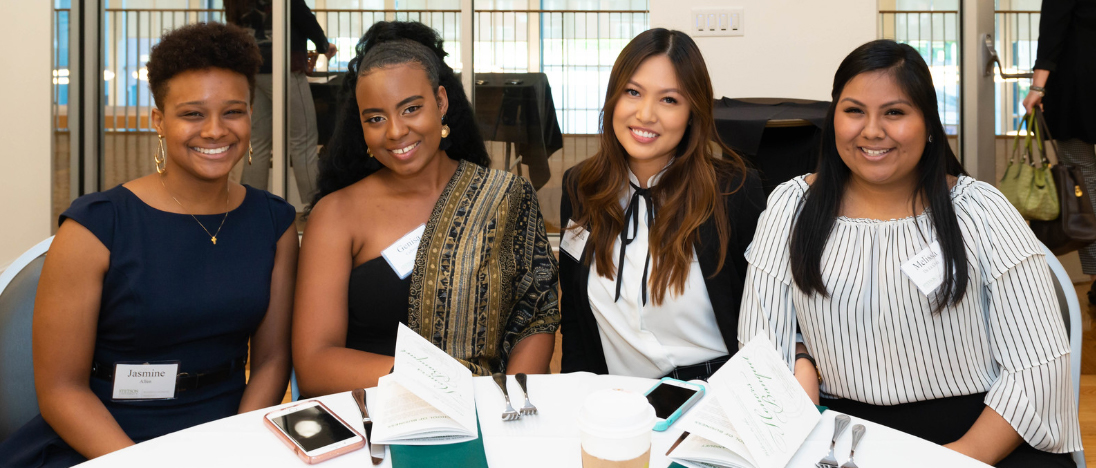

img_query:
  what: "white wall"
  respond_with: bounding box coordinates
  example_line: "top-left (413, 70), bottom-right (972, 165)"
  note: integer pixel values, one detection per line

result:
top-left (0, 2), bottom-right (52, 267)
top-left (651, 0), bottom-right (877, 101)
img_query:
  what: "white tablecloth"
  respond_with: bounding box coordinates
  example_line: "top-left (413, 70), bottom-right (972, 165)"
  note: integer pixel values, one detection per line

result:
top-left (77, 373), bottom-right (990, 467)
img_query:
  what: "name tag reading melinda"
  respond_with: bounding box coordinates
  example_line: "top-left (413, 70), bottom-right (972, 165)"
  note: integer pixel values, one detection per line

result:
top-left (901, 240), bottom-right (945, 297)
top-left (382, 224), bottom-right (426, 280)
top-left (112, 362), bottom-right (179, 400)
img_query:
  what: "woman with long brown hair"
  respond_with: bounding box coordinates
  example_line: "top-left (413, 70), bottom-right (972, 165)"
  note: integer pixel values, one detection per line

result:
top-left (559, 28), bottom-right (765, 380)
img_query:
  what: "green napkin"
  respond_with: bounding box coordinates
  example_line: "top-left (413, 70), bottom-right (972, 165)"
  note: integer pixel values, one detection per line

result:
top-left (389, 419), bottom-right (488, 468)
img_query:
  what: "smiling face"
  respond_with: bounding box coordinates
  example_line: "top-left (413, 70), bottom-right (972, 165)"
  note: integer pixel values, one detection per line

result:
top-left (151, 67), bottom-right (251, 181)
top-left (356, 63), bottom-right (448, 177)
top-left (833, 70), bottom-right (927, 191)
top-left (611, 54), bottom-right (691, 172)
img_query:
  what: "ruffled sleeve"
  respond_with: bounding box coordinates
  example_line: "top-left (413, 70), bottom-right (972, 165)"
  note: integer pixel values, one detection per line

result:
top-left (960, 180), bottom-right (1082, 453)
top-left (738, 177), bottom-right (807, 370)
top-left (59, 190), bottom-right (117, 250)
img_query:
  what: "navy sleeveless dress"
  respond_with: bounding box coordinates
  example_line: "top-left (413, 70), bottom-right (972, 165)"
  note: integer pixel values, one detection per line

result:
top-left (0, 185), bottom-right (295, 467)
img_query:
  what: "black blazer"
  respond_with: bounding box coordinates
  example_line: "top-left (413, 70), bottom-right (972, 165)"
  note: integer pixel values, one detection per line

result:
top-left (558, 163), bottom-right (766, 374)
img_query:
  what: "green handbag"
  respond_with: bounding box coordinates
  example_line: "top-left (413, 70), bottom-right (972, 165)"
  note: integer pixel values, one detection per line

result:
top-left (999, 115), bottom-right (1032, 206)
top-left (999, 113), bottom-right (1059, 220)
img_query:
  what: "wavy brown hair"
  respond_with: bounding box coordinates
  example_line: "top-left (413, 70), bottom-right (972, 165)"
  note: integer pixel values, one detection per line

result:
top-left (567, 28), bottom-right (747, 305)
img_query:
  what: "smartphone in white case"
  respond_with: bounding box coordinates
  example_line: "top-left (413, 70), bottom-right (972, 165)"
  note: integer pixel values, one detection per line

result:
top-left (264, 400), bottom-right (365, 464)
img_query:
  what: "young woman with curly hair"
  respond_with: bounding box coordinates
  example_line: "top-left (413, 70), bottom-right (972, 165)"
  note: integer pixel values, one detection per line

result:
top-left (559, 28), bottom-right (765, 381)
top-left (292, 21), bottom-right (559, 396)
top-left (0, 22), bottom-right (298, 466)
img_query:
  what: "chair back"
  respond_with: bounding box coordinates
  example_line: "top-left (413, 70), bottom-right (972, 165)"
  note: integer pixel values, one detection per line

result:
top-left (1040, 244), bottom-right (1086, 468)
top-left (0, 237), bottom-right (52, 442)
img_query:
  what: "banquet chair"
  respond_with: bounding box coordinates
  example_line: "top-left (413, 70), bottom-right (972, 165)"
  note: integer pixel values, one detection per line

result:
top-left (0, 237), bottom-right (53, 442)
top-left (1041, 244), bottom-right (1086, 468)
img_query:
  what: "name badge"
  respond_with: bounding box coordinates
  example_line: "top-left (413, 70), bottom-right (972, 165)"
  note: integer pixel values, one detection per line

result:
top-left (112, 362), bottom-right (179, 400)
top-left (382, 224), bottom-right (425, 280)
top-left (561, 219), bottom-right (590, 261)
top-left (901, 240), bottom-right (945, 297)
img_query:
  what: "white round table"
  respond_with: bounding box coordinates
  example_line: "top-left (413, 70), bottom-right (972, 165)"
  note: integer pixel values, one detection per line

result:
top-left (76, 373), bottom-right (990, 467)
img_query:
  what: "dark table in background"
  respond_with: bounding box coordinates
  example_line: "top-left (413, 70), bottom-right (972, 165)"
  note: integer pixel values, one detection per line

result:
top-left (713, 98), bottom-right (830, 195)
top-left (466, 72), bottom-right (563, 191)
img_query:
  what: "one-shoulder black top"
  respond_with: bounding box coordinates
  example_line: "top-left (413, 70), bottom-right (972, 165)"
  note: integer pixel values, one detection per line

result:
top-left (346, 256), bottom-right (411, 356)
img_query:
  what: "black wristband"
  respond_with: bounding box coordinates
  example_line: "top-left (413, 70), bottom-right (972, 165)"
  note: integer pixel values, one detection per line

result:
top-left (794, 352), bottom-right (816, 368)
top-left (795, 353), bottom-right (822, 383)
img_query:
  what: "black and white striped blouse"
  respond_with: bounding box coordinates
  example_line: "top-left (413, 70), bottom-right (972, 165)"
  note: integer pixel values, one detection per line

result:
top-left (739, 175), bottom-right (1082, 453)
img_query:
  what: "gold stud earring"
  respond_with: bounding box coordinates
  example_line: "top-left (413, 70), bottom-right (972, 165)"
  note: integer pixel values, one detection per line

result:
top-left (248, 141), bottom-right (253, 165)
top-left (440, 124), bottom-right (451, 139)
top-left (155, 134), bottom-right (167, 174)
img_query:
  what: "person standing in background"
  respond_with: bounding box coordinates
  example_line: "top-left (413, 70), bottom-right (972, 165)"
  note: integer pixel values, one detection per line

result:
top-left (227, 0), bottom-right (336, 204)
top-left (1022, 0), bottom-right (1096, 301)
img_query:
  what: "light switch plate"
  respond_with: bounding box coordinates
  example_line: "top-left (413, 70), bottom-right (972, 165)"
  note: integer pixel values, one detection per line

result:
top-left (690, 7), bottom-right (744, 37)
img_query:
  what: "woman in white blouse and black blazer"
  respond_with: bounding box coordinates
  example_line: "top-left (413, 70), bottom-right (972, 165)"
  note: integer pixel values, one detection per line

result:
top-left (739, 40), bottom-right (1080, 467)
top-left (559, 28), bottom-right (765, 381)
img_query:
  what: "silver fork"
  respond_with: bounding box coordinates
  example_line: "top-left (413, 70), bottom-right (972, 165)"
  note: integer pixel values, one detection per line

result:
top-left (492, 372), bottom-right (521, 421)
top-left (816, 414), bottom-right (850, 468)
top-left (515, 373), bottom-right (538, 416)
top-left (839, 425), bottom-right (866, 468)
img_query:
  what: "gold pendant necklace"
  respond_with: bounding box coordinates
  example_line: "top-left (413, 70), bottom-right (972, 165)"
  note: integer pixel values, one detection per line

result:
top-left (159, 174), bottom-right (230, 245)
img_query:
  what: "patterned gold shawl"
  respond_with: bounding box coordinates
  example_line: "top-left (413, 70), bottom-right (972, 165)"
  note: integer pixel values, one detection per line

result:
top-left (407, 160), bottom-right (560, 375)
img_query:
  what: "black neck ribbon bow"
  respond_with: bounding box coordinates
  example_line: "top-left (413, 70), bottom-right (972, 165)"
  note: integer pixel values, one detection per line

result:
top-left (614, 182), bottom-right (656, 305)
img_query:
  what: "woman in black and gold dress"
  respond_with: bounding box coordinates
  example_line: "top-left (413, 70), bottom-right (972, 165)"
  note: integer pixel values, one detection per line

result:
top-left (292, 21), bottom-right (560, 397)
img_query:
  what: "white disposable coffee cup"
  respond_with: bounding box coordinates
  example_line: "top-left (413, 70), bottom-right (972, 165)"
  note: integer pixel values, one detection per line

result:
top-left (577, 388), bottom-right (657, 467)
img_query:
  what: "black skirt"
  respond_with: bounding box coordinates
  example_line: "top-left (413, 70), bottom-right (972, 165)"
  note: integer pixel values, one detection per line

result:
top-left (820, 393), bottom-right (1075, 468)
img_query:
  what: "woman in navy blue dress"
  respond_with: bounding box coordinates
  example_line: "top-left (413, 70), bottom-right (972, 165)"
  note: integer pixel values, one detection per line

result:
top-left (0, 23), bottom-right (298, 467)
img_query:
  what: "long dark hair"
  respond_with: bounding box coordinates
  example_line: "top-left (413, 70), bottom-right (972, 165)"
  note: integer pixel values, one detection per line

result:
top-left (789, 39), bottom-right (968, 311)
top-left (309, 21), bottom-right (489, 211)
top-left (567, 28), bottom-right (748, 305)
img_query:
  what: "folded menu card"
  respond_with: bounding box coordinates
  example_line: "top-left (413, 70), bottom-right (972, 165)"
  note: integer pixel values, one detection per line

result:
top-left (370, 323), bottom-right (478, 445)
top-left (668, 335), bottom-right (821, 468)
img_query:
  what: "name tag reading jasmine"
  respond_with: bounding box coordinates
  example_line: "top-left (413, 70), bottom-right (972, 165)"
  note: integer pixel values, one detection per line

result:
top-left (382, 224), bottom-right (425, 279)
top-left (561, 219), bottom-right (590, 261)
top-left (901, 240), bottom-right (945, 296)
top-left (111, 362), bottom-right (179, 400)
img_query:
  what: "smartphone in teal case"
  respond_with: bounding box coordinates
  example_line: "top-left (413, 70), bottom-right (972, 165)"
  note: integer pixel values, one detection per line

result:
top-left (644, 377), bottom-right (706, 432)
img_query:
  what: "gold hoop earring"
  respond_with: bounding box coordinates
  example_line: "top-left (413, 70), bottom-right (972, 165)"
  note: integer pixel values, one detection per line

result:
top-left (248, 141), bottom-right (254, 165)
top-left (440, 124), bottom-right (451, 139)
top-left (367, 147), bottom-right (374, 158)
top-left (155, 135), bottom-right (167, 174)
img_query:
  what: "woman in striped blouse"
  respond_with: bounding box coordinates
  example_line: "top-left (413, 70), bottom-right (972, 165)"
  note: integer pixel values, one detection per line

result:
top-left (739, 40), bottom-right (1080, 467)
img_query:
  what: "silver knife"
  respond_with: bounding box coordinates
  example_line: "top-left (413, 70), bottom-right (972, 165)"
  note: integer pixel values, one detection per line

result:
top-left (351, 388), bottom-right (385, 465)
